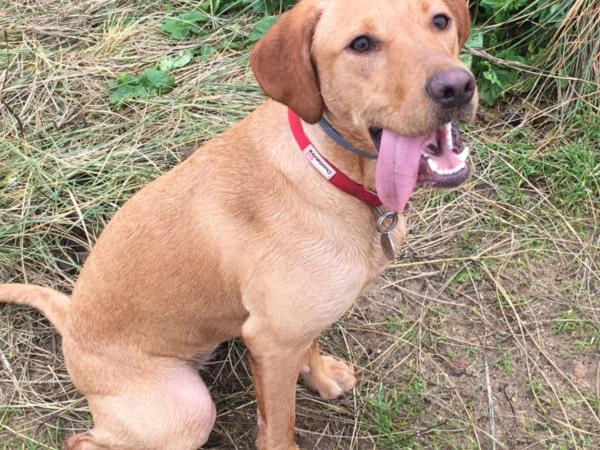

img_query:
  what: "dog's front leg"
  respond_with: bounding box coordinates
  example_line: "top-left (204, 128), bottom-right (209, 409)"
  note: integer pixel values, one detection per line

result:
top-left (243, 332), bottom-right (308, 450)
top-left (301, 340), bottom-right (356, 400)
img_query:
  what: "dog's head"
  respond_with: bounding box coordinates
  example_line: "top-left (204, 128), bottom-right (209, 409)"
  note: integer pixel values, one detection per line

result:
top-left (251, 0), bottom-right (477, 213)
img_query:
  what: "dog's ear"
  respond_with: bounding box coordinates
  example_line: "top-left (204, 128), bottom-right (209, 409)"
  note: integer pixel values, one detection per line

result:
top-left (250, 1), bottom-right (323, 124)
top-left (444, 0), bottom-right (471, 46)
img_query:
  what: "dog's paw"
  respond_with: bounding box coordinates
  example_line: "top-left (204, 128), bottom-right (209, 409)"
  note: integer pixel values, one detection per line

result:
top-left (301, 356), bottom-right (356, 400)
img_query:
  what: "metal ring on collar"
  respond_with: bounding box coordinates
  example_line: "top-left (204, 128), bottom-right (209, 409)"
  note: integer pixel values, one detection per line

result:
top-left (376, 210), bottom-right (398, 234)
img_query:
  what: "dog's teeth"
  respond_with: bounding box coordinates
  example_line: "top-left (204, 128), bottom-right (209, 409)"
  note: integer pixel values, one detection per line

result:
top-left (453, 163), bottom-right (466, 174)
top-left (457, 146), bottom-right (470, 162)
top-left (428, 158), bottom-right (466, 176)
top-left (427, 158), bottom-right (440, 172)
top-left (445, 123), bottom-right (452, 148)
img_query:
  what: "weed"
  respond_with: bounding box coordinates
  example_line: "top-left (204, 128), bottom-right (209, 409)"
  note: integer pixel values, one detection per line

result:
top-left (247, 15), bottom-right (278, 45)
top-left (364, 376), bottom-right (426, 449)
top-left (554, 310), bottom-right (585, 334)
top-left (108, 69), bottom-right (176, 106)
top-left (158, 50), bottom-right (195, 72)
top-left (478, 118), bottom-right (599, 216)
top-left (527, 378), bottom-right (555, 414)
top-left (496, 352), bottom-right (513, 373)
top-left (161, 10), bottom-right (211, 40)
top-left (454, 266), bottom-right (484, 283)
top-left (468, 0), bottom-right (599, 112)
top-left (107, 48), bottom-right (199, 107)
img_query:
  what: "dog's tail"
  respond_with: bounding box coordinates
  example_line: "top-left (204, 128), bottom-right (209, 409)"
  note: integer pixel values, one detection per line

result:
top-left (0, 284), bottom-right (69, 334)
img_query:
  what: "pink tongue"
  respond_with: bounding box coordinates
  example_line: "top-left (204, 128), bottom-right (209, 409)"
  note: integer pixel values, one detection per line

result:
top-left (376, 129), bottom-right (432, 213)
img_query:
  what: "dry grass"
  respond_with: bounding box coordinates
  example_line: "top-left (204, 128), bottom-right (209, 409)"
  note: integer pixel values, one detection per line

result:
top-left (1, 1), bottom-right (599, 449)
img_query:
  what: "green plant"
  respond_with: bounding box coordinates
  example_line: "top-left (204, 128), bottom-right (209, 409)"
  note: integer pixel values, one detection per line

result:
top-left (247, 15), bottom-right (278, 45)
top-left (455, 266), bottom-right (484, 283)
top-left (107, 48), bottom-right (198, 107)
top-left (108, 69), bottom-right (175, 106)
top-left (553, 310), bottom-right (584, 334)
top-left (244, 0), bottom-right (296, 14)
top-left (466, 0), bottom-right (599, 110)
top-left (158, 49), bottom-right (195, 72)
top-left (497, 352), bottom-right (513, 373)
top-left (476, 116), bottom-right (599, 216)
top-left (364, 376), bottom-right (426, 448)
top-left (160, 1), bottom-right (287, 47)
top-left (161, 10), bottom-right (211, 40)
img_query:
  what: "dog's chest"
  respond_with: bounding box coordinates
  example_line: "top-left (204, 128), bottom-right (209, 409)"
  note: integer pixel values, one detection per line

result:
top-left (287, 226), bottom-right (406, 334)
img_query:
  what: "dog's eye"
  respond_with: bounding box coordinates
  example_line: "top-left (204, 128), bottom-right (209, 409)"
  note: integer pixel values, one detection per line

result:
top-left (433, 14), bottom-right (451, 31)
top-left (349, 36), bottom-right (375, 53)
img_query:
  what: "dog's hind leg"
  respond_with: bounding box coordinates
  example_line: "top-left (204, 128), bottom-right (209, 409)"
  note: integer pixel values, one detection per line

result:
top-left (64, 364), bottom-right (216, 450)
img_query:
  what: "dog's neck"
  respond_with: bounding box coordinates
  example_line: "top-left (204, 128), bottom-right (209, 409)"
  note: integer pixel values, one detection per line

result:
top-left (301, 117), bottom-right (378, 194)
top-left (318, 117), bottom-right (377, 161)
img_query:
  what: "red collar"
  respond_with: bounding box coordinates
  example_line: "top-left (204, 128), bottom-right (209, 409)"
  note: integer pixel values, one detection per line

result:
top-left (288, 109), bottom-right (382, 207)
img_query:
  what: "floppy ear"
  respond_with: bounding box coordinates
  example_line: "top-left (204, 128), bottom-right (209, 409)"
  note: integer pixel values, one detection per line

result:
top-left (444, 0), bottom-right (471, 47)
top-left (250, 1), bottom-right (323, 124)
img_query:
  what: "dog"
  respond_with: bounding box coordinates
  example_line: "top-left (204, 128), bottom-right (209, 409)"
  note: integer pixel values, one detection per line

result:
top-left (0, 0), bottom-right (477, 448)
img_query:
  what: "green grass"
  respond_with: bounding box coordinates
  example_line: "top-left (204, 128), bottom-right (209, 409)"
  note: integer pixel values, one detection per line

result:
top-left (477, 117), bottom-right (599, 216)
top-left (364, 377), bottom-right (427, 449)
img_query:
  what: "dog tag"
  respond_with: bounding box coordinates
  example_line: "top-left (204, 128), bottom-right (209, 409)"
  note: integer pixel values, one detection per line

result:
top-left (380, 232), bottom-right (396, 260)
top-left (375, 208), bottom-right (399, 261)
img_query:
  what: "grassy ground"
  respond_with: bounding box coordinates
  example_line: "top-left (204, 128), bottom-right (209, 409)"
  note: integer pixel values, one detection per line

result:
top-left (1, 1), bottom-right (599, 449)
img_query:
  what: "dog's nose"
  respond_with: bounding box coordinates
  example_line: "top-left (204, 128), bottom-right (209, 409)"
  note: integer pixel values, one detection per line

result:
top-left (426, 68), bottom-right (476, 108)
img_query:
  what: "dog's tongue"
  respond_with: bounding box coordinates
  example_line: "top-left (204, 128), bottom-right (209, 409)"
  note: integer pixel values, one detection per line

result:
top-left (376, 129), bottom-right (432, 213)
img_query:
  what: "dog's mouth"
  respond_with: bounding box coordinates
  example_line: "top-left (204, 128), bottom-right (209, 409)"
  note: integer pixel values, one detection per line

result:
top-left (369, 122), bottom-right (470, 213)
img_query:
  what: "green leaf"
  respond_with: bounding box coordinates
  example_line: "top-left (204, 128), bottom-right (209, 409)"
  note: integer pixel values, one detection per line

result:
top-left (460, 53), bottom-right (473, 70)
top-left (110, 86), bottom-right (139, 105)
top-left (249, 0), bottom-right (295, 14)
top-left (158, 49), bottom-right (194, 72)
top-left (199, 45), bottom-right (217, 60)
top-left (473, 59), bottom-right (519, 106)
top-left (199, 0), bottom-right (220, 13)
top-left (480, 0), bottom-right (529, 15)
top-left (247, 15), bottom-right (278, 46)
top-left (140, 68), bottom-right (176, 94)
top-left (455, 268), bottom-right (483, 283)
top-left (160, 20), bottom-right (188, 41)
top-left (465, 30), bottom-right (483, 50)
top-left (114, 73), bottom-right (137, 86)
top-left (482, 68), bottom-right (503, 87)
top-left (107, 67), bottom-right (176, 107)
top-left (180, 11), bottom-right (210, 23)
top-left (161, 10), bottom-right (210, 40)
